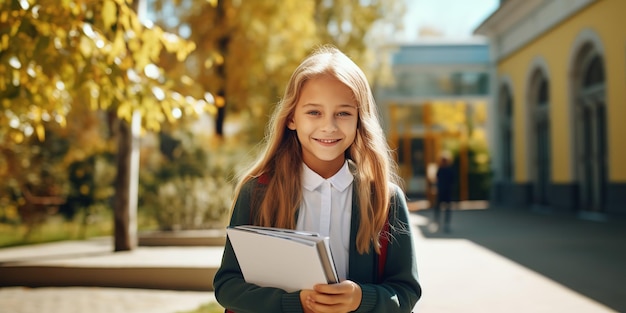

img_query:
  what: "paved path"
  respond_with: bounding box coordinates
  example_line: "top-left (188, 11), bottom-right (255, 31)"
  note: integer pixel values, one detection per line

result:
top-left (1, 206), bottom-right (624, 312)
top-left (410, 210), bottom-right (621, 313)
top-left (0, 287), bottom-right (214, 313)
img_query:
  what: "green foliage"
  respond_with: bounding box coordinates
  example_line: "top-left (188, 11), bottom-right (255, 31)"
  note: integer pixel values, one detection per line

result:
top-left (313, 0), bottom-right (406, 78)
top-left (138, 128), bottom-right (248, 231)
top-left (151, 0), bottom-right (405, 140)
top-left (0, 207), bottom-right (113, 248)
top-left (0, 0), bottom-right (407, 244)
top-left (0, 0), bottom-right (203, 244)
top-left (0, 102), bottom-right (116, 236)
top-left (0, 0), bottom-right (201, 142)
top-left (142, 175), bottom-right (233, 231)
top-left (60, 152), bottom-right (116, 219)
top-left (0, 126), bottom-right (70, 228)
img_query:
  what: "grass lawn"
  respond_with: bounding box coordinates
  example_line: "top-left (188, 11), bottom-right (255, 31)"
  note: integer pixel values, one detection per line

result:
top-left (0, 209), bottom-right (158, 248)
top-left (0, 216), bottom-right (111, 248)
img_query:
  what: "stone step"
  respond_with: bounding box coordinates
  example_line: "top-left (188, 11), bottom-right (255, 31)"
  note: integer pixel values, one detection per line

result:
top-left (0, 235), bottom-right (225, 291)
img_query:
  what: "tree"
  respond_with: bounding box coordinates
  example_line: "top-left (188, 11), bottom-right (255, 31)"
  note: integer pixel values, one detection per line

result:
top-left (0, 0), bottom-right (203, 250)
top-left (150, 0), bottom-right (405, 140)
top-left (313, 0), bottom-right (406, 80)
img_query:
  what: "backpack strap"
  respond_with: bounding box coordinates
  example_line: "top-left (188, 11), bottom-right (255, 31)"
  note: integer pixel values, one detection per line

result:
top-left (377, 219), bottom-right (390, 283)
top-left (257, 172), bottom-right (270, 185)
top-left (248, 173), bottom-right (270, 224)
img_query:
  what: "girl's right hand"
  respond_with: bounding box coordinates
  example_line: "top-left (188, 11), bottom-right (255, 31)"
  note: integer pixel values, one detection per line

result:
top-left (300, 281), bottom-right (362, 313)
top-left (300, 289), bottom-right (316, 313)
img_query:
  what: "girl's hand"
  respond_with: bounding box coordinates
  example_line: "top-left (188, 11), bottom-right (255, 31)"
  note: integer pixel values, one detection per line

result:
top-left (300, 280), bottom-right (362, 313)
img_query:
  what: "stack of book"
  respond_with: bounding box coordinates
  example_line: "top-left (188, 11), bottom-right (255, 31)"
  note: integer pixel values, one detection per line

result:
top-left (226, 225), bottom-right (338, 293)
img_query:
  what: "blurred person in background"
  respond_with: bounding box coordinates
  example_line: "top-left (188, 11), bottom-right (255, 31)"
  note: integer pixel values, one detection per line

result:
top-left (430, 154), bottom-right (456, 233)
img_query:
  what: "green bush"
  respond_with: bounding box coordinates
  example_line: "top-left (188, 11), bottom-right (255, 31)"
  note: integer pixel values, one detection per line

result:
top-left (139, 130), bottom-right (249, 231)
top-left (145, 175), bottom-right (233, 230)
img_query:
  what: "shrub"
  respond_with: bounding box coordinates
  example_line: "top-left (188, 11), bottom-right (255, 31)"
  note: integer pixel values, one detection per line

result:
top-left (138, 129), bottom-right (249, 231)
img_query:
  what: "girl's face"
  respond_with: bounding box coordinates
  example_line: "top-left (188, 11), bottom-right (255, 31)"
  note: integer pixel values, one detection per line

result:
top-left (288, 75), bottom-right (358, 178)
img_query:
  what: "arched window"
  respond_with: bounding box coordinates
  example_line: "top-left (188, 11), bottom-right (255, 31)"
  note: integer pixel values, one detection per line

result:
top-left (570, 37), bottom-right (607, 212)
top-left (528, 68), bottom-right (551, 206)
top-left (583, 55), bottom-right (605, 87)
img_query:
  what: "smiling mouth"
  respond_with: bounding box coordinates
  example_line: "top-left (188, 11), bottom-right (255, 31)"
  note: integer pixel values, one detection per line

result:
top-left (315, 138), bottom-right (341, 144)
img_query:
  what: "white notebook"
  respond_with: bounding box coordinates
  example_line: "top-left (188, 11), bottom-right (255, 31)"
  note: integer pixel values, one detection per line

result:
top-left (226, 225), bottom-right (338, 293)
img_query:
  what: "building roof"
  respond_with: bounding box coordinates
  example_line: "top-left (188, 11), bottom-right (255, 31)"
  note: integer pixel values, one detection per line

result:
top-left (391, 38), bottom-right (491, 65)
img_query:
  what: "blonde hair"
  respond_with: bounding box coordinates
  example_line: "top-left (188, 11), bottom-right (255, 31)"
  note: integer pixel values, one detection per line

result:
top-left (233, 45), bottom-right (399, 254)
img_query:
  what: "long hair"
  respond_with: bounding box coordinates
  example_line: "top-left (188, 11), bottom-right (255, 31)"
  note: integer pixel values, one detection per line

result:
top-left (232, 45), bottom-right (400, 254)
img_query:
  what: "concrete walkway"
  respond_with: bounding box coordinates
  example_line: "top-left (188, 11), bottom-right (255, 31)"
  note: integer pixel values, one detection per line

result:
top-left (0, 287), bottom-right (215, 313)
top-left (411, 208), bottom-right (624, 312)
top-left (1, 205), bottom-right (624, 312)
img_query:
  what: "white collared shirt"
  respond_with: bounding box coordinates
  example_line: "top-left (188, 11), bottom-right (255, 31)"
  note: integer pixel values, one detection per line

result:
top-left (296, 161), bottom-right (354, 281)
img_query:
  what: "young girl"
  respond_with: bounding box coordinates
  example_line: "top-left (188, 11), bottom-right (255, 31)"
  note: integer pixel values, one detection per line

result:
top-left (214, 46), bottom-right (421, 313)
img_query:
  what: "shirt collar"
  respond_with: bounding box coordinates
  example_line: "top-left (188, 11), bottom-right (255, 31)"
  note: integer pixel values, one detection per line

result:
top-left (302, 161), bottom-right (354, 192)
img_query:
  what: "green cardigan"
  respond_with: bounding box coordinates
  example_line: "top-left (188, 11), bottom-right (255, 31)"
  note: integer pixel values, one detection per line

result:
top-left (213, 177), bottom-right (421, 313)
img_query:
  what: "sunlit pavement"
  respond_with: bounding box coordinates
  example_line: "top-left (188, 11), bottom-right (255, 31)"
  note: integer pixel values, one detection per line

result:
top-left (410, 214), bottom-right (612, 312)
top-left (0, 204), bottom-right (624, 313)
top-left (410, 206), bottom-right (625, 313)
top-left (0, 287), bottom-right (214, 313)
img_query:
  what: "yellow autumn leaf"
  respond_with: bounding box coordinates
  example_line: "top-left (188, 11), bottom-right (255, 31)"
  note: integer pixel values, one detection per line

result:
top-left (162, 101), bottom-right (175, 123)
top-left (102, 0), bottom-right (117, 31)
top-left (35, 123), bottom-right (45, 141)
top-left (10, 20), bottom-right (21, 36)
top-left (12, 131), bottom-right (24, 144)
top-left (118, 6), bottom-right (130, 32)
top-left (213, 52), bottom-right (224, 66)
top-left (146, 118), bottom-right (161, 132)
top-left (109, 32), bottom-right (125, 62)
top-left (33, 93), bottom-right (42, 105)
top-left (57, 114), bottom-right (67, 128)
top-left (79, 36), bottom-right (93, 57)
top-left (89, 90), bottom-right (98, 110)
top-left (176, 50), bottom-right (187, 62)
top-left (128, 37), bottom-right (140, 53)
top-left (117, 102), bottom-right (132, 121)
top-left (1, 34), bottom-right (8, 50)
top-left (138, 33), bottom-right (161, 66)
top-left (12, 69), bottom-right (20, 86)
top-left (153, 110), bottom-right (165, 123)
top-left (134, 48), bottom-right (149, 71)
top-left (29, 105), bottom-right (41, 122)
top-left (130, 10), bottom-right (142, 34)
top-left (181, 75), bottom-right (194, 86)
top-left (204, 58), bottom-right (214, 69)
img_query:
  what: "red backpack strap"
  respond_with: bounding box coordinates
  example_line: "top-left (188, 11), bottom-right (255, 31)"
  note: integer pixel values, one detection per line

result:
top-left (377, 218), bottom-right (390, 283)
top-left (258, 172), bottom-right (270, 185)
top-left (249, 173), bottom-right (270, 224)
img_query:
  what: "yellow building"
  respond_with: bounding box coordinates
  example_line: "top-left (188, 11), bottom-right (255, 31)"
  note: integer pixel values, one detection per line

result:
top-left (475, 0), bottom-right (626, 217)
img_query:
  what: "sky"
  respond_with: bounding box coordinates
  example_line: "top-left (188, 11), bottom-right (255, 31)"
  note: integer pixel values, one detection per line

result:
top-left (399, 0), bottom-right (500, 41)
